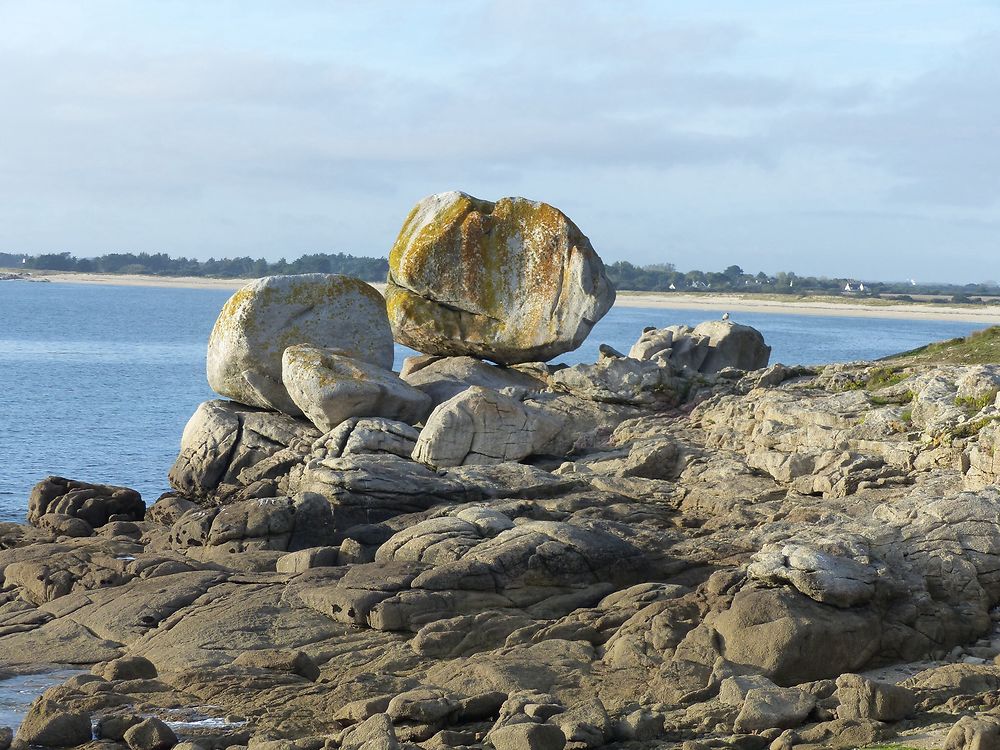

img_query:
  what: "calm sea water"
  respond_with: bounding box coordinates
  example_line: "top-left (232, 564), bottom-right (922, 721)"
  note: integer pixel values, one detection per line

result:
top-left (0, 281), bottom-right (985, 522)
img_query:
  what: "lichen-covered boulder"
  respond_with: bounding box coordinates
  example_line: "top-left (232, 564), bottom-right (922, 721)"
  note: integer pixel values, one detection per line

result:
top-left (207, 274), bottom-right (393, 414)
top-left (385, 192), bottom-right (615, 365)
top-left (282, 345), bottom-right (432, 432)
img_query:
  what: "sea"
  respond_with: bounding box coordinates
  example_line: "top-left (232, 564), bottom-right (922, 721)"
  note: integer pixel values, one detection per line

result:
top-left (0, 280), bottom-right (988, 523)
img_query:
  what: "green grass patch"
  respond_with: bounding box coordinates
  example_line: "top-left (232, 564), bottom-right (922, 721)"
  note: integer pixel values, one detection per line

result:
top-left (955, 391), bottom-right (998, 413)
top-left (951, 415), bottom-right (1000, 439)
top-left (885, 325), bottom-right (1000, 365)
top-left (834, 366), bottom-right (911, 394)
top-left (870, 391), bottom-right (914, 406)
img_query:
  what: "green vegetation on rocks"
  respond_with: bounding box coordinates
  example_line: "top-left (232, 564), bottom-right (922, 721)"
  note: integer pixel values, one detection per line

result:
top-left (885, 326), bottom-right (1000, 365)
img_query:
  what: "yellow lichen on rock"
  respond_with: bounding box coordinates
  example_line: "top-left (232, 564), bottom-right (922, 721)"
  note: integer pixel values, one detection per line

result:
top-left (386, 191), bottom-right (615, 365)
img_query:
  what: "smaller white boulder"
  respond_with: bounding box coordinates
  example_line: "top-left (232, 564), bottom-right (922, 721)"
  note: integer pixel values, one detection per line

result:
top-left (283, 345), bottom-right (432, 432)
top-left (412, 386), bottom-right (563, 468)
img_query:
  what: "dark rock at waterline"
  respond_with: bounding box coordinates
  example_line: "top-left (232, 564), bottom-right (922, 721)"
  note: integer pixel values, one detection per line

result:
top-left (28, 476), bottom-right (144, 528)
top-left (14, 699), bottom-right (92, 747)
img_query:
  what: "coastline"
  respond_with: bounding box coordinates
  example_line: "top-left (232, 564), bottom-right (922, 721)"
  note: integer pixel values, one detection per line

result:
top-left (8, 268), bottom-right (1000, 324)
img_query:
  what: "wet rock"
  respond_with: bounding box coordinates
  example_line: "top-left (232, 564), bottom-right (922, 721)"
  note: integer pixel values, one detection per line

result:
top-left (123, 717), bottom-right (177, 750)
top-left (15, 699), bottom-right (92, 747)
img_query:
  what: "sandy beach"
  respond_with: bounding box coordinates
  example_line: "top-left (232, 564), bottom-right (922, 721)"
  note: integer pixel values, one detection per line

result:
top-left (614, 291), bottom-right (1000, 323)
top-left (8, 268), bottom-right (1000, 324)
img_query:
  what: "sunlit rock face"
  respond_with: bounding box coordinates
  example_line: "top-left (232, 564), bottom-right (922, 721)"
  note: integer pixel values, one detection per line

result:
top-left (206, 273), bottom-right (393, 415)
top-left (385, 191), bottom-right (615, 365)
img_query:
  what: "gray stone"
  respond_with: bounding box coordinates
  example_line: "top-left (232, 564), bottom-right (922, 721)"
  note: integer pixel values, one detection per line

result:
top-left (28, 476), bottom-right (144, 528)
top-left (412, 387), bottom-right (563, 468)
top-left (835, 673), bottom-right (915, 721)
top-left (340, 713), bottom-right (398, 750)
top-left (282, 346), bottom-right (432, 432)
top-left (96, 655), bottom-right (158, 681)
top-left (400, 355), bottom-right (548, 407)
top-left (15, 699), bottom-right (92, 747)
top-left (123, 717), bottom-right (178, 750)
top-left (945, 715), bottom-right (1000, 750)
top-left (206, 274), bottom-right (393, 414)
top-left (488, 722), bottom-right (566, 750)
top-left (276, 546), bottom-right (340, 573)
top-left (733, 685), bottom-right (816, 733)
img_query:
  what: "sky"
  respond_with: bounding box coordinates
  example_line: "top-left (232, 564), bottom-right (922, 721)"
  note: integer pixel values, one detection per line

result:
top-left (1, 1), bottom-right (999, 283)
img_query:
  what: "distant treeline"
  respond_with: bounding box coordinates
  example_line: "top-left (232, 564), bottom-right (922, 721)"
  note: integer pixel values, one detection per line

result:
top-left (0, 251), bottom-right (388, 282)
top-left (2, 251), bottom-right (998, 301)
top-left (605, 261), bottom-right (1000, 302)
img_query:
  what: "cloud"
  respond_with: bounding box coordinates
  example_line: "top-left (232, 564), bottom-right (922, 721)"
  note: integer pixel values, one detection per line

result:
top-left (0, 0), bottom-right (997, 282)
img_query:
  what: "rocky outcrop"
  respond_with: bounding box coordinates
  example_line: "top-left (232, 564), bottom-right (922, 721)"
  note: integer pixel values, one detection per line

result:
top-left (28, 476), bottom-right (144, 527)
top-left (401, 355), bottom-right (549, 407)
top-left (630, 320), bottom-right (770, 373)
top-left (385, 192), bottom-right (614, 365)
top-left (169, 492), bottom-right (334, 553)
top-left (17, 303), bottom-right (1000, 750)
top-left (412, 387), bottom-right (563, 468)
top-left (282, 345), bottom-right (432, 432)
top-left (206, 274), bottom-right (393, 414)
top-left (168, 400), bottom-right (320, 501)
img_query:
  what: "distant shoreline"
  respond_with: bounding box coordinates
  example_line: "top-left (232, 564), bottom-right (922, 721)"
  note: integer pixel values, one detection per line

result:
top-left (6, 268), bottom-right (1000, 324)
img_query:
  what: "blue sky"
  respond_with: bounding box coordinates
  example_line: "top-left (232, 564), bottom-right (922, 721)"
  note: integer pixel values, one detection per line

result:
top-left (2, 1), bottom-right (999, 282)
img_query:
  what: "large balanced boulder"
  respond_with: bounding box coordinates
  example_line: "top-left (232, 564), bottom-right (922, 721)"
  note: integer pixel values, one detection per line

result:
top-left (282, 344), bottom-right (432, 432)
top-left (385, 192), bottom-right (615, 364)
top-left (206, 274), bottom-right (393, 414)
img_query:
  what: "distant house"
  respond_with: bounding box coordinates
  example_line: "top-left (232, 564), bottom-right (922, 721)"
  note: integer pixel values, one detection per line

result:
top-left (668, 283), bottom-right (676, 290)
top-left (859, 283), bottom-right (866, 292)
top-left (844, 283), bottom-right (853, 292)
